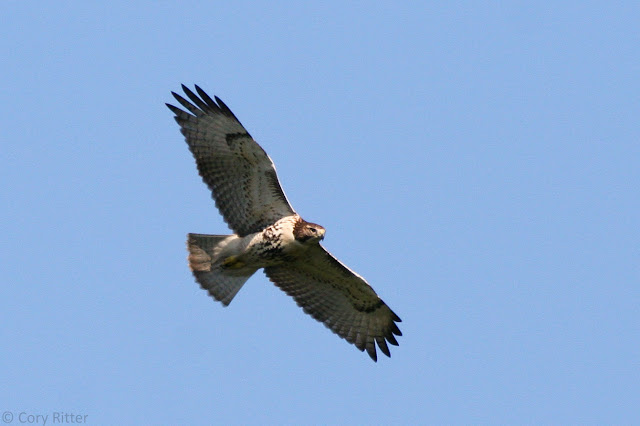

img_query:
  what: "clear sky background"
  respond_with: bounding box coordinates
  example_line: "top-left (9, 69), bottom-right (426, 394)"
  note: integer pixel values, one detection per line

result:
top-left (1, 2), bottom-right (638, 424)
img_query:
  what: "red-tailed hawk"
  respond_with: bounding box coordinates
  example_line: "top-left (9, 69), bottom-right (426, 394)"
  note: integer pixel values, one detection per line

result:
top-left (166, 85), bottom-right (402, 361)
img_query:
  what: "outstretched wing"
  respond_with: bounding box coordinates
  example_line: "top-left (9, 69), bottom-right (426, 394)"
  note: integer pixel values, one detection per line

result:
top-left (167, 85), bottom-right (296, 236)
top-left (264, 246), bottom-right (402, 361)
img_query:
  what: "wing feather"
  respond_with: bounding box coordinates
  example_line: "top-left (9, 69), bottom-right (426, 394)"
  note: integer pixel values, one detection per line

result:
top-left (167, 85), bottom-right (296, 236)
top-left (264, 245), bottom-right (402, 361)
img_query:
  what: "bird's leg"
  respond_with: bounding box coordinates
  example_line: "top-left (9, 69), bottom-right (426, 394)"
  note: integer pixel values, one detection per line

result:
top-left (221, 255), bottom-right (246, 269)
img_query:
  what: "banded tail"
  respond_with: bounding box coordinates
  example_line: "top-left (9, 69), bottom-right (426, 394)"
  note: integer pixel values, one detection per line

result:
top-left (187, 233), bottom-right (254, 306)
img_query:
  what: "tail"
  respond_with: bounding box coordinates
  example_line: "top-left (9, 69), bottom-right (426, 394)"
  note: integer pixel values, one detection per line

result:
top-left (186, 233), bottom-right (253, 306)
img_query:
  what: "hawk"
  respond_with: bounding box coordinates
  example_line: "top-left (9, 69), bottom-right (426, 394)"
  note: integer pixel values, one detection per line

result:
top-left (166, 85), bottom-right (402, 361)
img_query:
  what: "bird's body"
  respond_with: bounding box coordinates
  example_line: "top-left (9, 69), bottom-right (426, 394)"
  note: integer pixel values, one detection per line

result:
top-left (188, 215), bottom-right (321, 276)
top-left (167, 85), bottom-right (401, 361)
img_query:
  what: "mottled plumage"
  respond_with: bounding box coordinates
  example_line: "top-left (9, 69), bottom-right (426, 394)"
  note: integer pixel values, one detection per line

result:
top-left (167, 85), bottom-right (401, 361)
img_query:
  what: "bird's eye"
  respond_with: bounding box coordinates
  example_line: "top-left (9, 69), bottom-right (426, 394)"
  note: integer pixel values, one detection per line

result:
top-left (310, 228), bottom-right (317, 233)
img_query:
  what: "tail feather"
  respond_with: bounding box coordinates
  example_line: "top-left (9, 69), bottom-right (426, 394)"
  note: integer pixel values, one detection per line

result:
top-left (187, 233), bottom-right (252, 306)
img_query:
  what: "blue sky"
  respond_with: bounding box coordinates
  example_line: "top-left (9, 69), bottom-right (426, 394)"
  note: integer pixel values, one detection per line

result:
top-left (1, 2), bottom-right (638, 424)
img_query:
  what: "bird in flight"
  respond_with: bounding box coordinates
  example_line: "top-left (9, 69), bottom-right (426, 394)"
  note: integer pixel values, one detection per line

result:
top-left (166, 85), bottom-right (401, 361)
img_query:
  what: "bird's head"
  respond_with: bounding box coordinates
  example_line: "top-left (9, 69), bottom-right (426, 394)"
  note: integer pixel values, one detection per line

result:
top-left (293, 218), bottom-right (325, 244)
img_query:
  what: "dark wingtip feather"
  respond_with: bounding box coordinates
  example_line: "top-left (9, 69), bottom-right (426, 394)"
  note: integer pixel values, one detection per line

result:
top-left (376, 337), bottom-right (391, 358)
top-left (367, 346), bottom-right (378, 362)
top-left (388, 308), bottom-right (402, 323)
top-left (214, 95), bottom-right (237, 119)
top-left (214, 95), bottom-right (226, 107)
top-left (391, 322), bottom-right (402, 336)
top-left (181, 85), bottom-right (210, 112)
top-left (168, 85), bottom-right (245, 127)
top-left (386, 334), bottom-right (399, 346)
top-left (195, 85), bottom-right (218, 109)
top-left (166, 103), bottom-right (182, 115)
top-left (181, 84), bottom-right (198, 101)
top-left (171, 91), bottom-right (182, 103)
